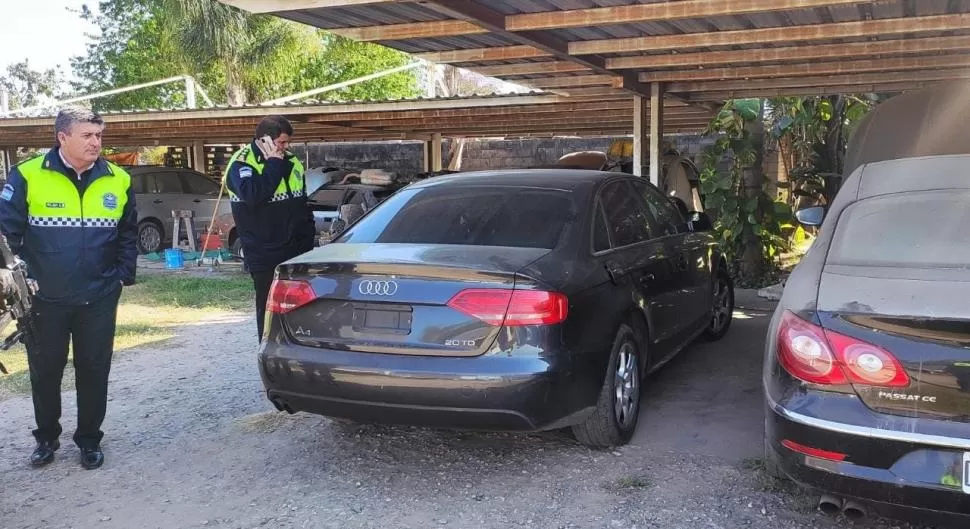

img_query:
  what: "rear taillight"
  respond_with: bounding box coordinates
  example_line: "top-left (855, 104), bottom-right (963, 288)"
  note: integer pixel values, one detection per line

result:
top-left (776, 311), bottom-right (909, 388)
top-left (781, 439), bottom-right (847, 462)
top-left (267, 279), bottom-right (316, 314)
top-left (447, 289), bottom-right (568, 326)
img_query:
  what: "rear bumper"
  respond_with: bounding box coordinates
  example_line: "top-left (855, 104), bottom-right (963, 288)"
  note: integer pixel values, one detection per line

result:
top-left (257, 339), bottom-right (601, 431)
top-left (766, 397), bottom-right (970, 522)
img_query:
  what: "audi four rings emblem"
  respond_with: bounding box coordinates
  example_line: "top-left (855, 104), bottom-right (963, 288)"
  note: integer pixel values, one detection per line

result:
top-left (359, 280), bottom-right (399, 296)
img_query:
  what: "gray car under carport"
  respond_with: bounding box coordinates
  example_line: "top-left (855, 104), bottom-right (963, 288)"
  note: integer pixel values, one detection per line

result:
top-left (763, 82), bottom-right (970, 525)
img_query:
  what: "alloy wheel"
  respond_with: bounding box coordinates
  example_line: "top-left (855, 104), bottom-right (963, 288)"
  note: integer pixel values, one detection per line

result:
top-left (613, 342), bottom-right (639, 428)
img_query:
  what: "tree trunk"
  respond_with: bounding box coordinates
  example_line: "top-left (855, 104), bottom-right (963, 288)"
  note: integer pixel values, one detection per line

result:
top-left (741, 105), bottom-right (767, 280)
top-left (225, 66), bottom-right (247, 106)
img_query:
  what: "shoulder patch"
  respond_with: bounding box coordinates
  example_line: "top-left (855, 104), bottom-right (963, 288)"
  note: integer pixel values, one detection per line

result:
top-left (0, 184), bottom-right (13, 201)
top-left (239, 166), bottom-right (253, 178)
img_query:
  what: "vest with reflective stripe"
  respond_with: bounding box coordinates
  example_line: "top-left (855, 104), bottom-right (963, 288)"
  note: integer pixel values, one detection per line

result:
top-left (19, 156), bottom-right (130, 229)
top-left (225, 145), bottom-right (306, 203)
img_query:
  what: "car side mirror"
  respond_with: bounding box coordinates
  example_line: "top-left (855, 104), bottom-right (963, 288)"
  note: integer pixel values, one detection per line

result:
top-left (688, 211), bottom-right (713, 232)
top-left (795, 206), bottom-right (826, 227)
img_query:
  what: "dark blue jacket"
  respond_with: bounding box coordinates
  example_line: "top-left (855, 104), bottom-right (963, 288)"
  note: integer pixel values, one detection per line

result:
top-left (225, 142), bottom-right (316, 273)
top-left (0, 149), bottom-right (138, 305)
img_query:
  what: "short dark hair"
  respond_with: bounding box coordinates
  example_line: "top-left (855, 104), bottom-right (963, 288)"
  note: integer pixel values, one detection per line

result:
top-left (254, 115), bottom-right (294, 139)
top-left (54, 106), bottom-right (104, 144)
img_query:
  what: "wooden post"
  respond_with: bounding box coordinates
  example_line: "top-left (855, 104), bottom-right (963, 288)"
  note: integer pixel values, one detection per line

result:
top-left (191, 141), bottom-right (206, 173)
top-left (431, 132), bottom-right (443, 172)
top-left (633, 95), bottom-right (647, 177)
top-left (649, 82), bottom-right (664, 188)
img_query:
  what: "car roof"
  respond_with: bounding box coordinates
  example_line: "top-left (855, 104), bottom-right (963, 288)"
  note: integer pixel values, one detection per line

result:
top-left (409, 168), bottom-right (618, 191)
top-left (125, 165), bottom-right (203, 175)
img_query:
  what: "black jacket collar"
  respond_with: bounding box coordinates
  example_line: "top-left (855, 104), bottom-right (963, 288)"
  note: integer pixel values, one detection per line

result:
top-left (42, 147), bottom-right (113, 182)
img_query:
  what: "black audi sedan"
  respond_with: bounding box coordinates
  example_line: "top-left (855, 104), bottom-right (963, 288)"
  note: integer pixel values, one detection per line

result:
top-left (257, 169), bottom-right (733, 448)
top-left (764, 83), bottom-right (970, 524)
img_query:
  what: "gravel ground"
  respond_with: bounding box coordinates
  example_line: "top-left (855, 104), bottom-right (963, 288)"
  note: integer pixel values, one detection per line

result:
top-left (0, 304), bottom-right (956, 529)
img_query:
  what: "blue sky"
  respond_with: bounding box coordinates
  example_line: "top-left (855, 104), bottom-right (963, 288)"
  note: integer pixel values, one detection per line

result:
top-left (0, 1), bottom-right (99, 81)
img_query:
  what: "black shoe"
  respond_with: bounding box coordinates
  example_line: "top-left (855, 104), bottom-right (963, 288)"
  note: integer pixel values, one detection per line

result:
top-left (80, 447), bottom-right (104, 470)
top-left (30, 440), bottom-right (60, 467)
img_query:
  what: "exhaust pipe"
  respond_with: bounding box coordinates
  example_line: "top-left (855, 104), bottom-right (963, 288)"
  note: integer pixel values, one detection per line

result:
top-left (269, 396), bottom-right (295, 414)
top-left (817, 494), bottom-right (843, 516)
top-left (842, 500), bottom-right (867, 522)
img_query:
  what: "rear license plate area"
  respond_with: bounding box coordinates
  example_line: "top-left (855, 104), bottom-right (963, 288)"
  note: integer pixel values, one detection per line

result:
top-left (352, 303), bottom-right (413, 335)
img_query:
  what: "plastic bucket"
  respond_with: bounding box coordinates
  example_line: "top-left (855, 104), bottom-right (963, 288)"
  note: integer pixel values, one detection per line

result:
top-left (164, 248), bottom-right (184, 269)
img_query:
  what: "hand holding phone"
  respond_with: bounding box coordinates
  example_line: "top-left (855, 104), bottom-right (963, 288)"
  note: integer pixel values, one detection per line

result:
top-left (256, 135), bottom-right (282, 160)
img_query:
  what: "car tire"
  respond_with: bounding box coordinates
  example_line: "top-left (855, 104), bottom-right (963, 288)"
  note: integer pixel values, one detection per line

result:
top-left (230, 236), bottom-right (245, 260)
top-left (571, 323), bottom-right (642, 448)
top-left (136, 220), bottom-right (164, 254)
top-left (704, 266), bottom-right (734, 341)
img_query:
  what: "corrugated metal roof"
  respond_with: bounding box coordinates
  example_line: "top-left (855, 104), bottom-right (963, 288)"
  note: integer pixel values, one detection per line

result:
top-left (253, 0), bottom-right (970, 106)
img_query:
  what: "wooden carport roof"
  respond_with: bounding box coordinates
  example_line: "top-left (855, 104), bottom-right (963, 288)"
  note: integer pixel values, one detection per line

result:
top-left (0, 92), bottom-right (713, 149)
top-left (221, 0), bottom-right (970, 104)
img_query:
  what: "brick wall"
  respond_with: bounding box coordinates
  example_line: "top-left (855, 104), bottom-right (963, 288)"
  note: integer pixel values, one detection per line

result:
top-left (291, 135), bottom-right (721, 177)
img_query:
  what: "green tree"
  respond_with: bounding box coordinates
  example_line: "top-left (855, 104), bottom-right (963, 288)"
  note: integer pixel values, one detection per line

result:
top-left (72, 0), bottom-right (420, 110)
top-left (71, 0), bottom-right (202, 111)
top-left (0, 60), bottom-right (68, 113)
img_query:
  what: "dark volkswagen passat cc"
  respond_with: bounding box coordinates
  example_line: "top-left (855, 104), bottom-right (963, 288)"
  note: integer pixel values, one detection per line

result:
top-left (764, 154), bottom-right (970, 521)
top-left (258, 169), bottom-right (733, 447)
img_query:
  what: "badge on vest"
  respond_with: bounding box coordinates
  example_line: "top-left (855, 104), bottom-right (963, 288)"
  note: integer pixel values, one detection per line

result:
top-left (0, 184), bottom-right (12, 201)
top-left (103, 192), bottom-right (118, 210)
top-left (45, 202), bottom-right (66, 209)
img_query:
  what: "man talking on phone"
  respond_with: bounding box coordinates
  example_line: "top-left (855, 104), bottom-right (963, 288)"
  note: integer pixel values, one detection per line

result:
top-left (225, 115), bottom-right (316, 341)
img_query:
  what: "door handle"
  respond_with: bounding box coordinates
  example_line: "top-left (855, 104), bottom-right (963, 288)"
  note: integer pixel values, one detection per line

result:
top-left (193, 199), bottom-right (202, 203)
top-left (153, 199), bottom-right (163, 204)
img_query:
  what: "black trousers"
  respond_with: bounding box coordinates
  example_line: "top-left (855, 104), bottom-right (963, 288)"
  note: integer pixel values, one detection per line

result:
top-left (27, 286), bottom-right (121, 450)
top-left (251, 270), bottom-right (276, 342)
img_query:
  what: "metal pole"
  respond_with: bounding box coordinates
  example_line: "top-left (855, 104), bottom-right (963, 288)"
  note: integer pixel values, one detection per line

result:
top-left (0, 89), bottom-right (8, 114)
top-left (261, 62), bottom-right (422, 106)
top-left (194, 81), bottom-right (214, 107)
top-left (185, 76), bottom-right (197, 109)
top-left (649, 83), bottom-right (665, 188)
top-left (0, 75), bottom-right (190, 117)
top-left (633, 95), bottom-right (647, 177)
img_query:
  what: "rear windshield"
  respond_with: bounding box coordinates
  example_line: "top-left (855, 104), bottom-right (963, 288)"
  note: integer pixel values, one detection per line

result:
top-left (828, 190), bottom-right (970, 268)
top-left (335, 185), bottom-right (575, 249)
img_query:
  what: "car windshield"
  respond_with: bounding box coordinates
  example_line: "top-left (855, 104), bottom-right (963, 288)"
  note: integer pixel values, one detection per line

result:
top-left (335, 185), bottom-right (576, 249)
top-left (828, 189), bottom-right (970, 269)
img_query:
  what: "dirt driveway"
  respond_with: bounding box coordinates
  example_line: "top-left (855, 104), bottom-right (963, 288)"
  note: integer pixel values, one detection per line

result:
top-left (0, 301), bottom-right (943, 529)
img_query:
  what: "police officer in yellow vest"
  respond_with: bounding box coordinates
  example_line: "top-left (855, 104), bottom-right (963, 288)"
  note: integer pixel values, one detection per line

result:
top-left (225, 115), bottom-right (315, 341)
top-left (0, 106), bottom-right (138, 469)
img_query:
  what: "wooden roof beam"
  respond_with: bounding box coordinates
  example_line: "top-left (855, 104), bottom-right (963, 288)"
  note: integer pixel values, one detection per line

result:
top-left (473, 61), bottom-right (590, 77)
top-left (641, 54), bottom-right (970, 83)
top-left (516, 75), bottom-right (619, 89)
top-left (610, 35), bottom-right (970, 70)
top-left (506, 0), bottom-right (865, 31)
top-left (675, 69), bottom-right (970, 94)
top-left (689, 81), bottom-right (951, 101)
top-left (416, 0), bottom-right (706, 106)
top-left (329, 20), bottom-right (486, 41)
top-left (220, 0), bottom-right (409, 14)
top-left (571, 14), bottom-right (970, 55)
top-left (415, 46), bottom-right (552, 63)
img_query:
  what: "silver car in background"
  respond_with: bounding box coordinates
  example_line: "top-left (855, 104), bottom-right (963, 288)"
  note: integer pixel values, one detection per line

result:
top-left (126, 166), bottom-right (230, 253)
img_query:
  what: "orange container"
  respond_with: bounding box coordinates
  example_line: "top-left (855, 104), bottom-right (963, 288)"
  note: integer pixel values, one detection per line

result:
top-left (200, 233), bottom-right (223, 250)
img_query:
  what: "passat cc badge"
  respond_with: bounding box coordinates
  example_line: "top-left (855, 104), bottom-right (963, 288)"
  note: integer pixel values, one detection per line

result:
top-left (359, 280), bottom-right (399, 296)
